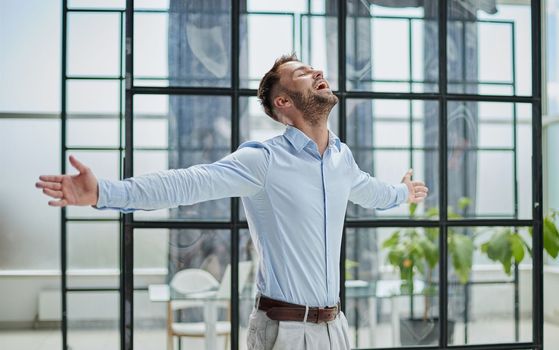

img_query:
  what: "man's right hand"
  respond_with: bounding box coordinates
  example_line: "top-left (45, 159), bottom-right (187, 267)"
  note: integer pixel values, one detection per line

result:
top-left (36, 155), bottom-right (99, 207)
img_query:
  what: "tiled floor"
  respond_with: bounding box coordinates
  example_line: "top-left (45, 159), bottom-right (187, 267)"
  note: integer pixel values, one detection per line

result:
top-left (1, 320), bottom-right (558, 350)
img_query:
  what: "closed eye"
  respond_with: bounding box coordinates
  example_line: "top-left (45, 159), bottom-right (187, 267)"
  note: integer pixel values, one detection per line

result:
top-left (293, 66), bottom-right (313, 77)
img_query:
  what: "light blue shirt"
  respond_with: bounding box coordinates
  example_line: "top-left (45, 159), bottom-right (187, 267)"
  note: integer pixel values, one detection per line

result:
top-left (96, 126), bottom-right (408, 307)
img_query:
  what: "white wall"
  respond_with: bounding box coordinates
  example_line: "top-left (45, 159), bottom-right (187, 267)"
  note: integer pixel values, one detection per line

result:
top-left (0, 270), bottom-right (166, 327)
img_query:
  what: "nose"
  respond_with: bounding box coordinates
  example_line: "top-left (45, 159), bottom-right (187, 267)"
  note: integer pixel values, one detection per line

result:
top-left (312, 69), bottom-right (324, 80)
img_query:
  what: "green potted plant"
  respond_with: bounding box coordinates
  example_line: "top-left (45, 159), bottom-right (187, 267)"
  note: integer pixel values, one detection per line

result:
top-left (480, 209), bottom-right (559, 275)
top-left (382, 199), bottom-right (474, 345)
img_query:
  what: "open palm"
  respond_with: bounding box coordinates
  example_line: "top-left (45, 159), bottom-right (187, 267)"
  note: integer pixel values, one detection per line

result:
top-left (36, 155), bottom-right (98, 207)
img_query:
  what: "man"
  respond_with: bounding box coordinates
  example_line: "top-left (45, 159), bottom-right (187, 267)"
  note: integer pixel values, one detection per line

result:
top-left (36, 54), bottom-right (428, 350)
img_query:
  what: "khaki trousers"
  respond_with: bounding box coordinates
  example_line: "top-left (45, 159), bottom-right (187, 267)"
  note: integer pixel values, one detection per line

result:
top-left (246, 309), bottom-right (351, 350)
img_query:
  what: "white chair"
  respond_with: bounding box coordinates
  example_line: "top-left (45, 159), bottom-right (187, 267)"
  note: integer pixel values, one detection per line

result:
top-left (167, 262), bottom-right (254, 350)
top-left (167, 268), bottom-right (225, 350)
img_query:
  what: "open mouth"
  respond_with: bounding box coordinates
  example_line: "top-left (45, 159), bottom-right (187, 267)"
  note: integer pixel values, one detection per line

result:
top-left (315, 81), bottom-right (329, 90)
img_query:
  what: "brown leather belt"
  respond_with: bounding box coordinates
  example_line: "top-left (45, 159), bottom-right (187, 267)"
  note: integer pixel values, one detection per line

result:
top-left (257, 296), bottom-right (340, 323)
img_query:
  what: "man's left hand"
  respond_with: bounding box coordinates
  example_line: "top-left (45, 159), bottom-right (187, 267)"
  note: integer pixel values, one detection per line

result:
top-left (401, 169), bottom-right (428, 204)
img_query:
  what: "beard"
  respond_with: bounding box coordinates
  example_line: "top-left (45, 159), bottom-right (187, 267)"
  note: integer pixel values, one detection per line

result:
top-left (285, 88), bottom-right (338, 126)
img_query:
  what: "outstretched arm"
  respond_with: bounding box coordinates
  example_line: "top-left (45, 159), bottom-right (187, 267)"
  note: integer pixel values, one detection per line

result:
top-left (347, 152), bottom-right (428, 209)
top-left (36, 142), bottom-right (270, 211)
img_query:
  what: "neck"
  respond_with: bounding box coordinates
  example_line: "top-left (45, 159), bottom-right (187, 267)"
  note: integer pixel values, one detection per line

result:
top-left (293, 120), bottom-right (329, 155)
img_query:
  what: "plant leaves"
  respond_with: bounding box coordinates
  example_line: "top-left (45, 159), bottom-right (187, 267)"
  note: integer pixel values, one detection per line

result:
top-left (382, 231), bottom-right (400, 248)
top-left (419, 237), bottom-right (439, 269)
top-left (509, 233), bottom-right (526, 263)
top-left (458, 197), bottom-right (472, 211)
top-left (409, 202), bottom-right (418, 217)
top-left (388, 248), bottom-right (404, 267)
top-left (425, 207), bottom-right (439, 219)
top-left (449, 233), bottom-right (474, 284)
top-left (544, 217), bottom-right (559, 258)
top-left (481, 228), bottom-right (513, 276)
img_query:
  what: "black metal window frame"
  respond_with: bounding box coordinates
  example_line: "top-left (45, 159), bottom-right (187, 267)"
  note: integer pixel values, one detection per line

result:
top-left (58, 1), bottom-right (544, 350)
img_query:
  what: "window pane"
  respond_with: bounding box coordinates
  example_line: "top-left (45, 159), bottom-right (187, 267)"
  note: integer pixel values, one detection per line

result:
top-left (134, 3), bottom-right (231, 87)
top-left (448, 226), bottom-right (532, 345)
top-left (346, 1), bottom-right (438, 93)
top-left (66, 221), bottom-right (120, 289)
top-left (0, 0), bottom-right (61, 113)
top-left (67, 13), bottom-right (121, 77)
top-left (447, 1), bottom-right (532, 96)
top-left (67, 80), bottom-right (121, 116)
top-left (345, 227), bottom-right (440, 348)
top-left (346, 99), bottom-right (439, 220)
top-left (67, 222), bottom-right (119, 269)
top-left (133, 95), bottom-right (231, 221)
top-left (68, 0), bottom-right (125, 9)
top-left (134, 13), bottom-right (168, 82)
top-left (67, 118), bottom-right (121, 148)
top-left (0, 119), bottom-right (61, 270)
top-left (240, 0), bottom-right (338, 90)
top-left (67, 291), bottom-right (119, 350)
top-left (447, 101), bottom-right (532, 220)
top-left (548, 0), bottom-right (559, 115)
top-left (67, 221), bottom-right (120, 289)
top-left (134, 229), bottom-right (232, 350)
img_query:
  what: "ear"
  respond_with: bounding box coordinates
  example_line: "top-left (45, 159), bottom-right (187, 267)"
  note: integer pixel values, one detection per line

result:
top-left (273, 94), bottom-right (291, 111)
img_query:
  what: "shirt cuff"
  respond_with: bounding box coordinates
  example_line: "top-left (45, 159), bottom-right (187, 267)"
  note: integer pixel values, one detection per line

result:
top-left (395, 183), bottom-right (409, 205)
top-left (94, 178), bottom-right (129, 210)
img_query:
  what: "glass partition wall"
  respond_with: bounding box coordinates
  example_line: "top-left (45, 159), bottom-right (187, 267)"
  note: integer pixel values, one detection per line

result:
top-left (59, 0), bottom-right (543, 349)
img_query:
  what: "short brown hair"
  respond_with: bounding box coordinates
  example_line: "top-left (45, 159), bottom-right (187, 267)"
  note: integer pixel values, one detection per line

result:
top-left (257, 53), bottom-right (299, 120)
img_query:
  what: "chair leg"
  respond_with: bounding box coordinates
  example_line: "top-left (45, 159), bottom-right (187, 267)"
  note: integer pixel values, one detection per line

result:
top-left (167, 302), bottom-right (174, 350)
top-left (167, 334), bottom-right (174, 350)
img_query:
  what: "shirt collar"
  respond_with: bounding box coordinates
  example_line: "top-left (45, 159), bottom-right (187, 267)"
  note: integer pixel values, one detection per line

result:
top-left (284, 125), bottom-right (341, 153)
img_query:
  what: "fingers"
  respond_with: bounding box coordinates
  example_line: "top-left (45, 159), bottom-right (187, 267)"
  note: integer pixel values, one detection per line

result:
top-left (35, 181), bottom-right (62, 190)
top-left (48, 199), bottom-right (69, 207)
top-left (401, 168), bottom-right (413, 184)
top-left (414, 185), bottom-right (429, 194)
top-left (69, 155), bottom-right (88, 173)
top-left (39, 175), bottom-right (63, 182)
top-left (42, 188), bottom-right (63, 199)
top-left (408, 179), bottom-right (428, 204)
top-left (403, 168), bottom-right (413, 181)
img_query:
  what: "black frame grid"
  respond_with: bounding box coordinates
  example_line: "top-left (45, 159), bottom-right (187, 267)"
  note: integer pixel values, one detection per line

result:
top-left (60, 2), bottom-right (126, 350)
top-left (59, 1), bottom-right (544, 350)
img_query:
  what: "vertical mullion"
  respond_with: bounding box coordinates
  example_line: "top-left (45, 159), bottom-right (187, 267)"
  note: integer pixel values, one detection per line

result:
top-left (119, 11), bottom-right (125, 180)
top-left (531, 0), bottom-right (544, 349)
top-left (306, 0), bottom-right (312, 64)
top-left (118, 9), bottom-right (126, 350)
top-left (408, 18), bottom-right (414, 171)
top-left (438, 1), bottom-right (449, 348)
top-left (123, 1), bottom-right (134, 350)
top-left (231, 0), bottom-right (240, 349)
top-left (60, 1), bottom-right (68, 349)
top-left (338, 0), bottom-right (347, 313)
top-left (511, 19), bottom-right (521, 343)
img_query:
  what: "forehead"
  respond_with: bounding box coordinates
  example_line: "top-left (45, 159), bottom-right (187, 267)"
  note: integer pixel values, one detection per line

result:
top-left (278, 61), bottom-right (310, 76)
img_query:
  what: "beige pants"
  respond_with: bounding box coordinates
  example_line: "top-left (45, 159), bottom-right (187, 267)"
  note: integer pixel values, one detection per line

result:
top-left (246, 309), bottom-right (351, 350)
